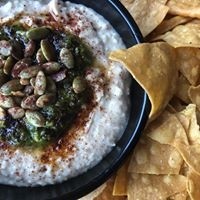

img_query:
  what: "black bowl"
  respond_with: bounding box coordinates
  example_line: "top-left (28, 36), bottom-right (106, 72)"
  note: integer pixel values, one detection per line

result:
top-left (0, 1), bottom-right (151, 199)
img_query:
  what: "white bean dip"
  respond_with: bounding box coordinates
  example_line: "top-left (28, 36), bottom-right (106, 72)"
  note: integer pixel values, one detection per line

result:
top-left (0, 0), bottom-right (130, 186)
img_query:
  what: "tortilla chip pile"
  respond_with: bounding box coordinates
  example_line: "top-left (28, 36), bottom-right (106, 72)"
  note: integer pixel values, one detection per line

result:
top-left (81, 0), bottom-right (200, 200)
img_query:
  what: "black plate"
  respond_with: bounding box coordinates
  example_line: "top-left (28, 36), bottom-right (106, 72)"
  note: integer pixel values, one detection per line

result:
top-left (0, 1), bottom-right (151, 200)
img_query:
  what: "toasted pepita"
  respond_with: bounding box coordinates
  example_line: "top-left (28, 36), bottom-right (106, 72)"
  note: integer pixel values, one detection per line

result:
top-left (19, 65), bottom-right (41, 79)
top-left (34, 71), bottom-right (46, 95)
top-left (11, 58), bottom-right (32, 78)
top-left (24, 85), bottom-right (34, 96)
top-left (0, 94), bottom-right (15, 108)
top-left (24, 40), bottom-right (36, 57)
top-left (72, 76), bottom-right (87, 93)
top-left (0, 40), bottom-right (12, 56)
top-left (8, 107), bottom-right (25, 119)
top-left (25, 110), bottom-right (45, 127)
top-left (21, 95), bottom-right (38, 110)
top-left (46, 77), bottom-right (56, 93)
top-left (11, 41), bottom-right (23, 60)
top-left (41, 39), bottom-right (56, 61)
top-left (0, 79), bottom-right (23, 95)
top-left (36, 93), bottom-right (56, 108)
top-left (3, 56), bottom-right (15, 75)
top-left (26, 27), bottom-right (50, 40)
top-left (0, 107), bottom-right (6, 120)
top-left (0, 69), bottom-right (8, 86)
top-left (60, 48), bottom-right (74, 69)
top-left (36, 48), bottom-right (47, 64)
top-left (20, 78), bottom-right (29, 86)
top-left (51, 70), bottom-right (66, 82)
top-left (42, 62), bottom-right (61, 74)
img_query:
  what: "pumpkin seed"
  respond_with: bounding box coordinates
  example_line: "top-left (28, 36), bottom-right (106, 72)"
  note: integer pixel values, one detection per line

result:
top-left (36, 93), bottom-right (56, 108)
top-left (51, 70), bottom-right (66, 82)
top-left (3, 56), bottom-right (15, 75)
top-left (42, 62), bottom-right (61, 74)
top-left (25, 110), bottom-right (45, 127)
top-left (0, 79), bottom-right (24, 95)
top-left (34, 71), bottom-right (46, 95)
top-left (11, 91), bottom-right (25, 97)
top-left (11, 41), bottom-right (23, 60)
top-left (30, 77), bottom-right (36, 87)
top-left (24, 85), bottom-right (34, 96)
top-left (8, 107), bottom-right (25, 119)
top-left (72, 76), bottom-right (87, 93)
top-left (0, 69), bottom-right (8, 86)
top-left (60, 48), bottom-right (74, 69)
top-left (41, 39), bottom-right (56, 61)
top-left (36, 48), bottom-right (47, 64)
top-left (21, 95), bottom-right (39, 110)
top-left (0, 40), bottom-right (12, 56)
top-left (0, 94), bottom-right (15, 108)
top-left (26, 27), bottom-right (50, 40)
top-left (24, 40), bottom-right (36, 57)
top-left (19, 65), bottom-right (41, 79)
top-left (0, 57), bottom-right (5, 68)
top-left (0, 120), bottom-right (5, 128)
top-left (0, 107), bottom-right (6, 120)
top-left (46, 77), bottom-right (56, 93)
top-left (20, 78), bottom-right (30, 85)
top-left (13, 96), bottom-right (23, 106)
top-left (12, 58), bottom-right (32, 78)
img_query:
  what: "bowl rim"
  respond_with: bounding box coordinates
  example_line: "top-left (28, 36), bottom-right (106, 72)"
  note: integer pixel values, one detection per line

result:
top-left (56, 0), bottom-right (150, 199)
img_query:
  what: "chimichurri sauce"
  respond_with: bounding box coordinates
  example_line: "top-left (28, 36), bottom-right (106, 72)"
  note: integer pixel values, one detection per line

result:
top-left (0, 23), bottom-right (94, 147)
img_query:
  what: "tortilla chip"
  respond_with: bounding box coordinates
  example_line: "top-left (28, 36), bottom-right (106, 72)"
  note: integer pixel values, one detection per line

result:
top-left (80, 183), bottom-right (107, 200)
top-left (120, 0), bottom-right (169, 36)
top-left (169, 97), bottom-right (187, 112)
top-left (176, 112), bottom-right (190, 134)
top-left (189, 85), bottom-right (200, 111)
top-left (167, 192), bottom-right (188, 200)
top-left (128, 136), bottom-right (183, 174)
top-left (155, 23), bottom-right (200, 48)
top-left (167, 104), bottom-right (178, 114)
top-left (148, 105), bottom-right (200, 176)
top-left (174, 143), bottom-right (200, 176)
top-left (196, 109), bottom-right (200, 125)
top-left (113, 158), bottom-right (130, 196)
top-left (128, 174), bottom-right (187, 200)
top-left (175, 75), bottom-right (191, 104)
top-left (176, 47), bottom-right (200, 86)
top-left (158, 0), bottom-right (168, 4)
top-left (109, 42), bottom-right (178, 119)
top-left (187, 170), bottom-right (200, 200)
top-left (167, 0), bottom-right (200, 19)
top-left (92, 177), bottom-right (126, 200)
top-left (146, 111), bottom-right (188, 145)
top-left (80, 177), bottom-right (126, 200)
top-left (180, 104), bottom-right (200, 145)
top-left (180, 162), bottom-right (190, 177)
top-left (189, 19), bottom-right (200, 25)
top-left (148, 16), bottom-right (191, 40)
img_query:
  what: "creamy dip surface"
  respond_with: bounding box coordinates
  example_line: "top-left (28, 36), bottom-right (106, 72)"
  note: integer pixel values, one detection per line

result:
top-left (0, 0), bottom-right (130, 186)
